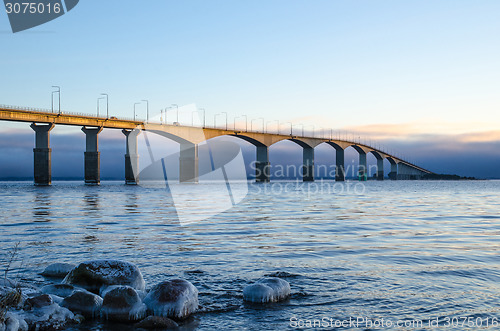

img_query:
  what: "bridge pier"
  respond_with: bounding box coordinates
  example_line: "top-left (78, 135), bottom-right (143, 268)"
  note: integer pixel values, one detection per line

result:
top-left (335, 149), bottom-right (345, 181)
top-left (376, 158), bottom-right (384, 180)
top-left (82, 127), bottom-right (103, 185)
top-left (31, 123), bottom-right (55, 186)
top-left (179, 143), bottom-right (199, 183)
top-left (122, 129), bottom-right (140, 185)
top-left (388, 162), bottom-right (398, 180)
top-left (302, 146), bottom-right (314, 182)
top-left (358, 152), bottom-right (367, 181)
top-left (256, 145), bottom-right (270, 182)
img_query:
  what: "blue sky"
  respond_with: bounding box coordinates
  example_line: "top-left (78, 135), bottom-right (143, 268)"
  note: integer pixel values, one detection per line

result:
top-left (1, 1), bottom-right (499, 178)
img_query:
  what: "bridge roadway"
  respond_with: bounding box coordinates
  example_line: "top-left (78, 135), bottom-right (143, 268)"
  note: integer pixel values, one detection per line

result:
top-left (0, 105), bottom-right (433, 185)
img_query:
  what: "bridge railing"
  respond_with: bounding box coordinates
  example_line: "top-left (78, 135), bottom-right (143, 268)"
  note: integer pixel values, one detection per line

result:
top-left (1, 104), bottom-right (425, 167)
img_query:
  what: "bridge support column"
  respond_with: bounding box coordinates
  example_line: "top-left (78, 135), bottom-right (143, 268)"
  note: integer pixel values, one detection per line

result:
top-left (82, 127), bottom-right (103, 185)
top-left (303, 147), bottom-right (314, 182)
top-left (398, 163), bottom-right (409, 180)
top-left (256, 145), bottom-right (270, 182)
top-left (335, 149), bottom-right (345, 181)
top-left (358, 152), bottom-right (367, 181)
top-left (122, 129), bottom-right (140, 185)
top-left (389, 162), bottom-right (398, 180)
top-left (376, 158), bottom-right (384, 180)
top-left (30, 123), bottom-right (55, 186)
top-left (179, 143), bottom-right (199, 183)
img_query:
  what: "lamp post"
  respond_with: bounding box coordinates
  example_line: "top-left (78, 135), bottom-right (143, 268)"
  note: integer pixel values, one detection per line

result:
top-left (134, 102), bottom-right (140, 120)
top-left (142, 100), bottom-right (149, 122)
top-left (222, 112), bottom-right (228, 130)
top-left (100, 93), bottom-right (109, 119)
top-left (214, 113), bottom-right (219, 128)
top-left (233, 116), bottom-right (239, 130)
top-left (97, 97), bottom-right (105, 117)
top-left (171, 104), bottom-right (178, 123)
top-left (199, 108), bottom-right (206, 127)
top-left (287, 122), bottom-right (293, 136)
top-left (266, 120), bottom-right (279, 134)
top-left (51, 86), bottom-right (60, 114)
top-left (241, 114), bottom-right (248, 131)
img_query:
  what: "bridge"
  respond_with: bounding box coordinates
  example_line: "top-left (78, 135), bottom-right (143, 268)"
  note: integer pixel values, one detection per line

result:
top-left (0, 105), bottom-right (433, 185)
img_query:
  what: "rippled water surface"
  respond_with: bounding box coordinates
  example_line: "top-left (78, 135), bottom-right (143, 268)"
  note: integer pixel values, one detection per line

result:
top-left (1, 180), bottom-right (499, 330)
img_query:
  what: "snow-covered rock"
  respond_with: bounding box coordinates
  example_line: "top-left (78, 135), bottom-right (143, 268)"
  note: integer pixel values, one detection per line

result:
top-left (41, 284), bottom-right (77, 298)
top-left (61, 290), bottom-right (103, 318)
top-left (63, 260), bottom-right (145, 293)
top-left (40, 263), bottom-right (76, 278)
top-left (101, 286), bottom-right (146, 322)
top-left (24, 294), bottom-right (53, 309)
top-left (135, 315), bottom-right (179, 329)
top-left (143, 279), bottom-right (198, 320)
top-left (22, 302), bottom-right (77, 330)
top-left (243, 277), bottom-right (291, 303)
top-left (3, 312), bottom-right (28, 331)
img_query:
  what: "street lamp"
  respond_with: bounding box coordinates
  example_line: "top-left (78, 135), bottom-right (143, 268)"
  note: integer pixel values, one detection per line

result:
top-left (241, 115), bottom-right (248, 132)
top-left (287, 122), bottom-right (293, 135)
top-left (266, 120), bottom-right (279, 134)
top-left (233, 116), bottom-right (240, 130)
top-left (199, 108), bottom-right (206, 127)
top-left (214, 113), bottom-right (219, 128)
top-left (134, 102), bottom-right (140, 120)
top-left (142, 100), bottom-right (149, 122)
top-left (51, 86), bottom-right (60, 114)
top-left (101, 93), bottom-right (109, 119)
top-left (97, 97), bottom-right (105, 117)
top-left (222, 112), bottom-right (228, 130)
top-left (171, 104), bottom-right (179, 123)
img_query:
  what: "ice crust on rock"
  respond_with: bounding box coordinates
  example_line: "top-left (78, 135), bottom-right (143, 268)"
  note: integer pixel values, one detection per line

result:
top-left (63, 260), bottom-right (145, 293)
top-left (143, 279), bottom-right (198, 320)
top-left (243, 277), bottom-right (291, 303)
top-left (101, 285), bottom-right (147, 322)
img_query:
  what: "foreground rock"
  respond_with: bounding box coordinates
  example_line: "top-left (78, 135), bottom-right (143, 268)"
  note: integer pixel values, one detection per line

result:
top-left (41, 284), bottom-right (77, 298)
top-left (22, 300), bottom-right (78, 330)
top-left (135, 315), bottom-right (179, 329)
top-left (63, 260), bottom-right (145, 293)
top-left (144, 279), bottom-right (198, 320)
top-left (41, 263), bottom-right (76, 278)
top-left (61, 290), bottom-right (103, 318)
top-left (101, 286), bottom-right (146, 322)
top-left (243, 277), bottom-right (291, 303)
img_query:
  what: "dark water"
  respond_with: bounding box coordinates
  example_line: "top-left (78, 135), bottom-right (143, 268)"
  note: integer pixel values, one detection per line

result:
top-left (1, 180), bottom-right (499, 330)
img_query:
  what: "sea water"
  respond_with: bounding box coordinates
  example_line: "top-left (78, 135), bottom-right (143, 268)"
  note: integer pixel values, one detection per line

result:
top-left (0, 180), bottom-right (499, 330)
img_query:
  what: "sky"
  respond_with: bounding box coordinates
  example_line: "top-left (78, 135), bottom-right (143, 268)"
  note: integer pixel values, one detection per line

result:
top-left (0, 0), bottom-right (499, 178)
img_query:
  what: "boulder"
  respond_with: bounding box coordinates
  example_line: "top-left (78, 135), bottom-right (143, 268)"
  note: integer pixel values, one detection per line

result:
top-left (40, 263), bottom-right (76, 278)
top-left (21, 302), bottom-right (77, 330)
top-left (61, 290), bottom-right (103, 318)
top-left (243, 277), bottom-right (291, 303)
top-left (41, 284), bottom-right (76, 298)
top-left (101, 286), bottom-right (146, 322)
top-left (143, 279), bottom-right (198, 320)
top-left (135, 316), bottom-right (179, 329)
top-left (3, 312), bottom-right (28, 331)
top-left (24, 294), bottom-right (53, 309)
top-left (63, 260), bottom-right (145, 293)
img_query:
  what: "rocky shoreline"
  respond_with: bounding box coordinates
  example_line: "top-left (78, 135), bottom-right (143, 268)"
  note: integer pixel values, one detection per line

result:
top-left (0, 260), bottom-right (291, 330)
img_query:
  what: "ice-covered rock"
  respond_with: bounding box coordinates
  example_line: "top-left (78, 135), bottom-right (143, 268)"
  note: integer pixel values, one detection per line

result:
top-left (135, 315), bottom-right (179, 329)
top-left (41, 284), bottom-right (77, 298)
top-left (24, 294), bottom-right (53, 309)
top-left (61, 290), bottom-right (103, 318)
top-left (143, 279), bottom-right (198, 320)
top-left (21, 302), bottom-right (77, 330)
top-left (3, 312), bottom-right (28, 331)
top-left (40, 263), bottom-right (76, 278)
top-left (243, 277), bottom-right (291, 303)
top-left (63, 260), bottom-right (145, 293)
top-left (101, 285), bottom-right (146, 322)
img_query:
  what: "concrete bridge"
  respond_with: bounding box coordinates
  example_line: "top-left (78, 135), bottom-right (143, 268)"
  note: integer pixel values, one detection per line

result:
top-left (0, 105), bottom-right (433, 185)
